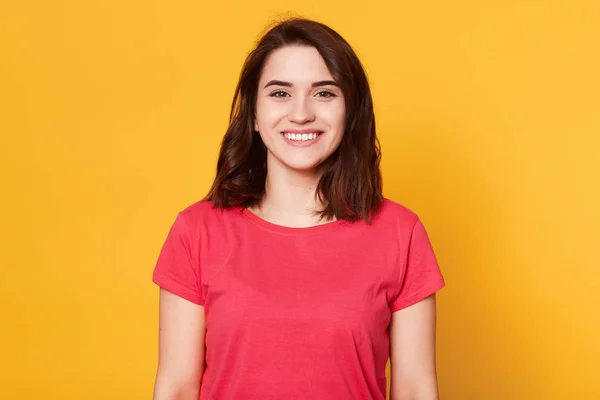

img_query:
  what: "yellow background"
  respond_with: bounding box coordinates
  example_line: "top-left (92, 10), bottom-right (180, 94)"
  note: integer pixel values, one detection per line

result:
top-left (1, 1), bottom-right (599, 399)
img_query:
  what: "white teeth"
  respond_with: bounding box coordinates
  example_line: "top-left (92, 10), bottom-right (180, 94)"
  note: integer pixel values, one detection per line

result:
top-left (283, 132), bottom-right (320, 141)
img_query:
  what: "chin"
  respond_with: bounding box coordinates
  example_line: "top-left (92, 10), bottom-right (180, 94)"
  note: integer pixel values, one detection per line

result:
top-left (283, 161), bottom-right (322, 173)
top-left (278, 155), bottom-right (327, 173)
top-left (267, 147), bottom-right (335, 174)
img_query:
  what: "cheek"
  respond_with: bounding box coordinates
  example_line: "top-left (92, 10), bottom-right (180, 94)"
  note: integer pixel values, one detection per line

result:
top-left (324, 104), bottom-right (346, 131)
top-left (255, 100), bottom-right (287, 130)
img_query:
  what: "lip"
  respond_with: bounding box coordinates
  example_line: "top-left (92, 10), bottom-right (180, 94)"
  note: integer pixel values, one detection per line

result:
top-left (280, 128), bottom-right (324, 134)
top-left (280, 130), bottom-right (324, 147)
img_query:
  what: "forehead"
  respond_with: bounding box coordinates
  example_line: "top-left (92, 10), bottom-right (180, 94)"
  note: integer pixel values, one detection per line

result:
top-left (260, 45), bottom-right (334, 83)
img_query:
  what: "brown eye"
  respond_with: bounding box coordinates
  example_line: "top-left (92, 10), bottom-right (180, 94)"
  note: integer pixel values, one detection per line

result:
top-left (269, 90), bottom-right (290, 98)
top-left (316, 90), bottom-right (336, 98)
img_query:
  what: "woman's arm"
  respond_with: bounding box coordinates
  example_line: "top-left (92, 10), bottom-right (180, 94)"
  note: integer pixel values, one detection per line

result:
top-left (389, 293), bottom-right (440, 400)
top-left (153, 288), bottom-right (206, 400)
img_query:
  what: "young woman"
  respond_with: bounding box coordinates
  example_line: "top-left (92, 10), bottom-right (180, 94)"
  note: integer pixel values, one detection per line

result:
top-left (152, 17), bottom-right (445, 400)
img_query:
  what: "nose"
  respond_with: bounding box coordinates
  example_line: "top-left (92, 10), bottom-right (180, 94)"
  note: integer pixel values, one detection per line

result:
top-left (287, 97), bottom-right (315, 124)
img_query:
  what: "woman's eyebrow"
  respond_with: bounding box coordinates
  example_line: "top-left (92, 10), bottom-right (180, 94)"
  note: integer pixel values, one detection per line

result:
top-left (311, 80), bottom-right (338, 87)
top-left (264, 80), bottom-right (292, 88)
top-left (263, 80), bottom-right (339, 88)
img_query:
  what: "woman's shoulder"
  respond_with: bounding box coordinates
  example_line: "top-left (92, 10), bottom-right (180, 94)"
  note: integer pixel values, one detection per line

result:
top-left (363, 198), bottom-right (433, 247)
top-left (364, 198), bottom-right (428, 238)
top-left (376, 198), bottom-right (420, 225)
top-left (176, 199), bottom-right (243, 228)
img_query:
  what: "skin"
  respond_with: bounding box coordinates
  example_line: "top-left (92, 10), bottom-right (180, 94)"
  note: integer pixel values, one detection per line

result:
top-left (153, 45), bottom-right (440, 400)
top-left (250, 45), bottom-right (346, 227)
top-left (153, 290), bottom-right (205, 400)
top-left (390, 294), bottom-right (440, 400)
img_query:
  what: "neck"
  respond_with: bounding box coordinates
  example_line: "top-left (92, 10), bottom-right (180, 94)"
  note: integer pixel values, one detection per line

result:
top-left (250, 156), bottom-right (332, 228)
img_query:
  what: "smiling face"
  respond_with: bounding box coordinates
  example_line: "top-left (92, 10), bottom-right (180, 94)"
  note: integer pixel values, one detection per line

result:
top-left (254, 45), bottom-right (346, 174)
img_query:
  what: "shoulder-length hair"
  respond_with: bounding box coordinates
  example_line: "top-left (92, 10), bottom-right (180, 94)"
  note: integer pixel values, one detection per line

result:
top-left (204, 17), bottom-right (383, 223)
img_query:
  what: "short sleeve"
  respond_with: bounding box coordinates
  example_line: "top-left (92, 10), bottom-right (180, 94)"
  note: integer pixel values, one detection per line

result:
top-left (390, 218), bottom-right (445, 312)
top-left (152, 212), bottom-right (205, 306)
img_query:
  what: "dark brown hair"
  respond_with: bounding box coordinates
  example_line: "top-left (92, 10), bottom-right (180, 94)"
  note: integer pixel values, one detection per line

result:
top-left (204, 17), bottom-right (383, 222)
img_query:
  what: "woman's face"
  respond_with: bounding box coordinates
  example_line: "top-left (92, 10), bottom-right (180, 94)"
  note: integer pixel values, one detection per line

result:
top-left (254, 45), bottom-right (346, 174)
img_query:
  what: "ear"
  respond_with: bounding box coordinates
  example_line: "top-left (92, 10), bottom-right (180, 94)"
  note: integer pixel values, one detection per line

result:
top-left (254, 119), bottom-right (259, 132)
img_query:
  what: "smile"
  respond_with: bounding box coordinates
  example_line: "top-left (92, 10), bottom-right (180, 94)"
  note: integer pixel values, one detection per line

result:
top-left (282, 132), bottom-right (322, 141)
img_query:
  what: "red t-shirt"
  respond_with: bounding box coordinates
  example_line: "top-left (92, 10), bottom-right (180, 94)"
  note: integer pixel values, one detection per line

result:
top-left (152, 198), bottom-right (445, 399)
